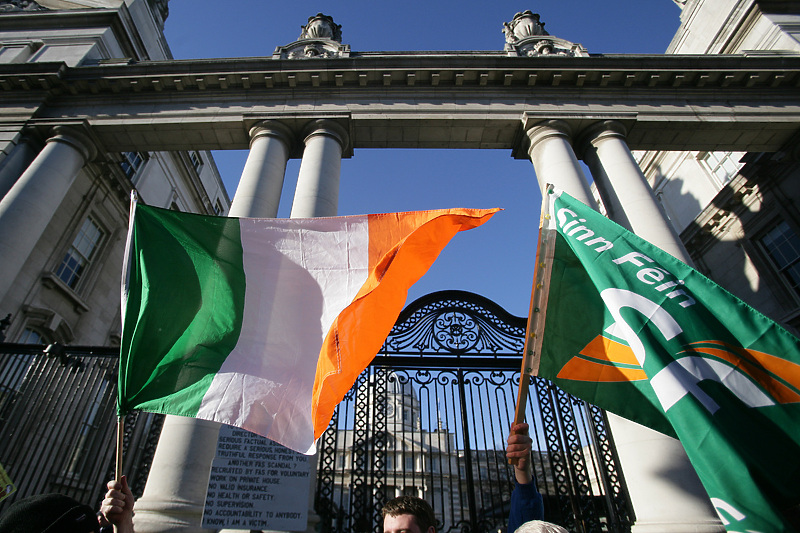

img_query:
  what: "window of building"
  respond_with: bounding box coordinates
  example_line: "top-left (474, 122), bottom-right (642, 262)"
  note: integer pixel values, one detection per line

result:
top-left (190, 151), bottom-right (203, 172)
top-left (758, 220), bottom-right (800, 299)
top-left (214, 199), bottom-right (224, 216)
top-left (55, 217), bottom-right (105, 290)
top-left (18, 327), bottom-right (45, 344)
top-left (700, 151), bottom-right (743, 186)
top-left (119, 151), bottom-right (146, 180)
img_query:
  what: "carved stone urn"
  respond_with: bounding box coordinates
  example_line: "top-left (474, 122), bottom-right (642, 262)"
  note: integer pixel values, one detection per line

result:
top-left (502, 10), bottom-right (588, 57)
top-left (274, 13), bottom-right (349, 59)
top-left (503, 10), bottom-right (548, 43)
top-left (299, 13), bottom-right (342, 42)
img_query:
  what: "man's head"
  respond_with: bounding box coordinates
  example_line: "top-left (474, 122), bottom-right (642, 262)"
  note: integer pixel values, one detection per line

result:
top-left (515, 520), bottom-right (569, 533)
top-left (382, 495), bottom-right (436, 533)
top-left (0, 493), bottom-right (100, 533)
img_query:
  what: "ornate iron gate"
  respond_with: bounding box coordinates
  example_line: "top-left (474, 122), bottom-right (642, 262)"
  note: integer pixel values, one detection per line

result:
top-left (315, 291), bottom-right (633, 533)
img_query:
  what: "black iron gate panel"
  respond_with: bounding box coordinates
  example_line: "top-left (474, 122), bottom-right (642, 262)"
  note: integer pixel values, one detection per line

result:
top-left (315, 291), bottom-right (632, 533)
top-left (0, 343), bottom-right (162, 514)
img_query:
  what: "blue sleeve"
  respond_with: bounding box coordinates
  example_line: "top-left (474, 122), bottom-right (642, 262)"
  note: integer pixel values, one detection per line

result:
top-left (507, 479), bottom-right (544, 533)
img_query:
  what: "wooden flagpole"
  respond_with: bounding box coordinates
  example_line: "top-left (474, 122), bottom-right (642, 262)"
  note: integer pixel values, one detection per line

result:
top-left (116, 416), bottom-right (124, 480)
top-left (510, 185), bottom-right (557, 462)
top-left (115, 189), bottom-right (138, 481)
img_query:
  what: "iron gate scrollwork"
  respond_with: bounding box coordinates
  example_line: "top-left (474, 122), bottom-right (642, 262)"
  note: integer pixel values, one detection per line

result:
top-left (315, 290), bottom-right (633, 533)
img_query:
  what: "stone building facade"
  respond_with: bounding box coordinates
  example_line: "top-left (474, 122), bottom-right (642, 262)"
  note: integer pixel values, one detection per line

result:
top-left (636, 0), bottom-right (800, 334)
top-left (0, 1), bottom-right (799, 532)
top-left (0, 0), bottom-right (229, 347)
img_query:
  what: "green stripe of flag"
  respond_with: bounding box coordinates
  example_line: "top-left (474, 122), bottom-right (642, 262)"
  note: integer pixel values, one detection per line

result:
top-left (119, 203), bottom-right (246, 417)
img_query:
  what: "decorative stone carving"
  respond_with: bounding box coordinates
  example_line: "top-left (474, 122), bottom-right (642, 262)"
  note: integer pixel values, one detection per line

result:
top-left (273, 13), bottom-right (350, 59)
top-left (299, 13), bottom-right (342, 42)
top-left (503, 10), bottom-right (589, 57)
top-left (503, 10), bottom-right (548, 43)
top-left (0, 0), bottom-right (48, 12)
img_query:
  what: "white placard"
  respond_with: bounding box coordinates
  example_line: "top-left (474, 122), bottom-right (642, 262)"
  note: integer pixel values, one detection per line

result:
top-left (202, 425), bottom-right (310, 531)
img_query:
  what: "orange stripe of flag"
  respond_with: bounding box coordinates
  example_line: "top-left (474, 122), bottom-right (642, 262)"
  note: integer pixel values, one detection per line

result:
top-left (310, 208), bottom-right (499, 439)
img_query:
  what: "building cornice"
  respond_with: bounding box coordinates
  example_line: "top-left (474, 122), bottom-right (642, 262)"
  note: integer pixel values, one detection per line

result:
top-left (22, 53), bottom-right (794, 97)
top-left (2, 53), bottom-right (799, 155)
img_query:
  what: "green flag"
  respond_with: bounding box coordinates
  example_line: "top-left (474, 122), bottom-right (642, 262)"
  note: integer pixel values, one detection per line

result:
top-left (529, 186), bottom-right (800, 532)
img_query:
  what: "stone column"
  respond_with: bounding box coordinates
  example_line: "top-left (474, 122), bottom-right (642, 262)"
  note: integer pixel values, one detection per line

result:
top-left (290, 119), bottom-right (349, 218)
top-left (524, 119), bottom-right (597, 209)
top-left (0, 126), bottom-right (96, 302)
top-left (132, 418), bottom-right (222, 533)
top-left (578, 121), bottom-right (723, 532)
top-left (579, 120), bottom-right (691, 262)
top-left (229, 120), bottom-right (293, 218)
top-left (606, 414), bottom-right (723, 532)
top-left (0, 134), bottom-right (40, 200)
top-left (280, 119), bottom-right (348, 533)
top-left (134, 122), bottom-right (295, 533)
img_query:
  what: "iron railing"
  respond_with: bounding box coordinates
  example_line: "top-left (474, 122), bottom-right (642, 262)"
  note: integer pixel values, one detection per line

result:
top-left (315, 291), bottom-right (633, 533)
top-left (0, 343), bottom-right (162, 513)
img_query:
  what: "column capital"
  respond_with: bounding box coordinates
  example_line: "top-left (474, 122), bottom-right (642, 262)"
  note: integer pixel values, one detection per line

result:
top-left (249, 120), bottom-right (294, 150)
top-left (576, 120), bottom-right (629, 156)
top-left (47, 125), bottom-right (98, 162)
top-left (523, 119), bottom-right (574, 156)
top-left (301, 119), bottom-right (350, 152)
top-left (17, 127), bottom-right (46, 149)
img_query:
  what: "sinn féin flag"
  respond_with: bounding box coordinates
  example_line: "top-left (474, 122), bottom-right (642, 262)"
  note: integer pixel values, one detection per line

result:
top-left (119, 199), bottom-right (497, 455)
top-left (525, 186), bottom-right (800, 532)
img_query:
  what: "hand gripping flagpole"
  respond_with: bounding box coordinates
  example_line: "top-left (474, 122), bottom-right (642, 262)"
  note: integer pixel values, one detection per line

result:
top-left (510, 184), bottom-right (557, 463)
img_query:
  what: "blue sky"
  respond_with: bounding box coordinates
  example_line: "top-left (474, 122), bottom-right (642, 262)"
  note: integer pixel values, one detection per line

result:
top-left (163, 2), bottom-right (682, 316)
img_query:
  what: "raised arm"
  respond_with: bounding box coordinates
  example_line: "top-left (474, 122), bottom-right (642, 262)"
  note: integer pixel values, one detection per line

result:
top-left (506, 422), bottom-right (544, 532)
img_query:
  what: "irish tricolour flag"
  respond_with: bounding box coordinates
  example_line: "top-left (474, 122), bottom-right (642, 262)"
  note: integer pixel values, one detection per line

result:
top-left (526, 186), bottom-right (800, 532)
top-left (119, 200), bottom-right (497, 455)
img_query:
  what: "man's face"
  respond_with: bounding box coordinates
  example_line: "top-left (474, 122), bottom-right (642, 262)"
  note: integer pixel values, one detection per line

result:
top-left (383, 513), bottom-right (434, 533)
